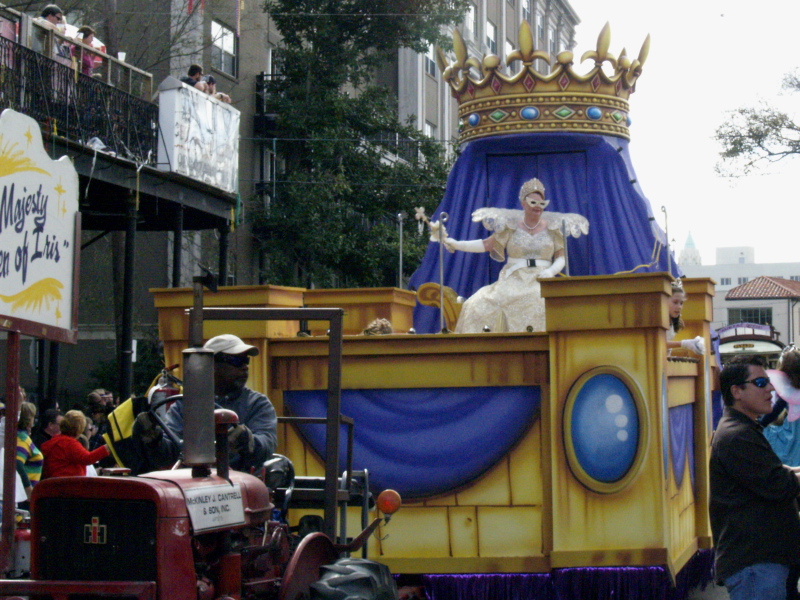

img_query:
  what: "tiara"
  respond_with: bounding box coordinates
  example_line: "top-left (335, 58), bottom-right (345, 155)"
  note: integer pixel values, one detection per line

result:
top-left (671, 279), bottom-right (684, 292)
top-left (519, 178), bottom-right (545, 201)
top-left (437, 22), bottom-right (649, 143)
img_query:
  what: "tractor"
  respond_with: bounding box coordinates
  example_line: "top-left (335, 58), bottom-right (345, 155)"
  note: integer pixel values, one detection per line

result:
top-left (0, 307), bottom-right (401, 600)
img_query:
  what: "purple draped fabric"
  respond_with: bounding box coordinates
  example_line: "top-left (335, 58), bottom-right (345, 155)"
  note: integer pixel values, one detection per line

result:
top-left (417, 550), bottom-right (715, 600)
top-left (669, 404), bottom-right (695, 489)
top-left (283, 386), bottom-right (540, 499)
top-left (408, 132), bottom-right (678, 333)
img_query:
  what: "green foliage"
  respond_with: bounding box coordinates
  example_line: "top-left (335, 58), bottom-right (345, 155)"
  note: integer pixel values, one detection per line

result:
top-left (716, 71), bottom-right (800, 175)
top-left (88, 334), bottom-right (166, 399)
top-left (254, 0), bottom-right (466, 287)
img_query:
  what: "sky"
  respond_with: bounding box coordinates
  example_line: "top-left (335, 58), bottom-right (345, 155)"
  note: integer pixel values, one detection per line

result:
top-left (568, 0), bottom-right (800, 266)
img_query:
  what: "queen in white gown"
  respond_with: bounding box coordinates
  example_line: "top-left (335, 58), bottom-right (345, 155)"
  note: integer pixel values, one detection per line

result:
top-left (433, 178), bottom-right (589, 333)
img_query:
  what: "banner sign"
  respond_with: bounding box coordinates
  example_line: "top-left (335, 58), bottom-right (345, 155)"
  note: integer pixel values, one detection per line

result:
top-left (157, 78), bottom-right (240, 194)
top-left (0, 109), bottom-right (80, 342)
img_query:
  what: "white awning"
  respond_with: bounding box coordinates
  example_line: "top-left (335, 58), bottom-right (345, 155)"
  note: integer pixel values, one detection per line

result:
top-left (719, 340), bottom-right (784, 355)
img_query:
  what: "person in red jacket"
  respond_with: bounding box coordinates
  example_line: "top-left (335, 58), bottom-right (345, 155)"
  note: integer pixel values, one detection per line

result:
top-left (41, 410), bottom-right (110, 478)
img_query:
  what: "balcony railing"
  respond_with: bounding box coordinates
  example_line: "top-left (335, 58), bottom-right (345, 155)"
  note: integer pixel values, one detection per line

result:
top-left (0, 27), bottom-right (158, 165)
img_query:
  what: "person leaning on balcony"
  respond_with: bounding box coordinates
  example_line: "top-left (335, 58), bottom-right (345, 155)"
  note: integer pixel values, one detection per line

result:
top-left (38, 4), bottom-right (63, 28)
top-left (710, 355), bottom-right (800, 600)
top-left (34, 4), bottom-right (70, 60)
top-left (71, 26), bottom-right (96, 76)
top-left (201, 74), bottom-right (231, 103)
top-left (180, 64), bottom-right (210, 93)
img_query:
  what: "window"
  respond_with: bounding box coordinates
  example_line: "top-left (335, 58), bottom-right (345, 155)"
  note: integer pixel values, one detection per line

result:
top-left (720, 277), bottom-right (731, 286)
top-left (728, 308), bottom-right (773, 326)
top-left (425, 44), bottom-right (436, 78)
top-left (505, 39), bottom-right (514, 71)
top-left (522, 0), bottom-right (531, 22)
top-left (486, 20), bottom-right (497, 54)
top-left (465, 4), bottom-right (478, 41)
top-left (548, 26), bottom-right (557, 54)
top-left (211, 20), bottom-right (238, 77)
top-left (424, 121), bottom-right (436, 138)
top-left (537, 12), bottom-right (545, 41)
top-left (507, 0), bottom-right (514, 6)
top-left (737, 277), bottom-right (748, 285)
top-left (792, 276), bottom-right (800, 282)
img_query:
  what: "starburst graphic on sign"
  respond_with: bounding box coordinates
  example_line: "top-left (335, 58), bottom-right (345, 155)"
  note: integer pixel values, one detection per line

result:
top-left (55, 179), bottom-right (67, 216)
top-left (0, 278), bottom-right (63, 313)
top-left (0, 136), bottom-right (50, 177)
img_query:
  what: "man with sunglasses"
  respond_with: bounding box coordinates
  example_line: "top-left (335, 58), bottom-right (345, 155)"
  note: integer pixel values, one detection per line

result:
top-left (710, 355), bottom-right (800, 600)
top-left (135, 334), bottom-right (277, 473)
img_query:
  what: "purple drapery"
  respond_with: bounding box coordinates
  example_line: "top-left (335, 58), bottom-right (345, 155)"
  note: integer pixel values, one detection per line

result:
top-left (283, 386), bottom-right (540, 499)
top-left (669, 404), bottom-right (695, 489)
top-left (418, 550), bottom-right (715, 600)
top-left (408, 132), bottom-right (678, 334)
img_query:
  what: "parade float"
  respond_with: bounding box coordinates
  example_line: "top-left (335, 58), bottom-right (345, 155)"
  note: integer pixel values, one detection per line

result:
top-left (150, 22), bottom-right (717, 599)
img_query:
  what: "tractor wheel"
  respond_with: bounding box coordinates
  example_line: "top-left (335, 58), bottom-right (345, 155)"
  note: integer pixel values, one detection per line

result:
top-left (310, 557), bottom-right (398, 600)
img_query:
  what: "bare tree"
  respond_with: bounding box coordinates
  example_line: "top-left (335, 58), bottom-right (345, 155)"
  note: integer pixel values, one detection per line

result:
top-left (716, 71), bottom-right (800, 175)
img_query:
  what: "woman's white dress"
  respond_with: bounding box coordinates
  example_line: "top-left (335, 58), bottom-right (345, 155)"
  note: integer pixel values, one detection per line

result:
top-left (453, 209), bottom-right (588, 334)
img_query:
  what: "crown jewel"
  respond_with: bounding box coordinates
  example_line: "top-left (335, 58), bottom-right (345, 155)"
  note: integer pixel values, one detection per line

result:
top-left (437, 22), bottom-right (650, 143)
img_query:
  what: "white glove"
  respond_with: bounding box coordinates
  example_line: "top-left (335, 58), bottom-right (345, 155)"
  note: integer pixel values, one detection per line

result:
top-left (537, 255), bottom-right (565, 279)
top-left (681, 336), bottom-right (705, 355)
top-left (443, 238), bottom-right (486, 253)
top-left (429, 220), bottom-right (448, 244)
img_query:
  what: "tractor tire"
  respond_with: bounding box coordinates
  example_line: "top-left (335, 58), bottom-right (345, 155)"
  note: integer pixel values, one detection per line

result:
top-left (310, 557), bottom-right (398, 600)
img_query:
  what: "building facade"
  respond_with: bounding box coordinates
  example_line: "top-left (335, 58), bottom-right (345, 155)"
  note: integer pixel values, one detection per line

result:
top-left (680, 244), bottom-right (800, 345)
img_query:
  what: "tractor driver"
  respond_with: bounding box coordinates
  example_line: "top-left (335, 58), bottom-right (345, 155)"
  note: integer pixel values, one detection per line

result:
top-left (134, 334), bottom-right (277, 472)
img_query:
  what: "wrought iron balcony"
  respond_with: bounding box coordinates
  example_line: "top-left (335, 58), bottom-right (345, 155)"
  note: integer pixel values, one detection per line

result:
top-left (0, 22), bottom-right (157, 165)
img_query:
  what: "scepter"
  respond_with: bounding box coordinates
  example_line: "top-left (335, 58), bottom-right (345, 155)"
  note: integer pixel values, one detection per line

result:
top-left (416, 207), bottom-right (449, 333)
top-left (437, 212), bottom-right (449, 333)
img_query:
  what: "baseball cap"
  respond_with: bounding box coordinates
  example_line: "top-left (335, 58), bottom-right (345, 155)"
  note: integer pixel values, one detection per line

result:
top-left (203, 334), bottom-right (259, 356)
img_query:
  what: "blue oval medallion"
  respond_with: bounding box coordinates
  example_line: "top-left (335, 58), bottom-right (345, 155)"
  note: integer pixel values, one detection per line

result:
top-left (468, 113), bottom-right (480, 127)
top-left (587, 106), bottom-right (603, 121)
top-left (627, 116), bottom-right (632, 127)
top-left (520, 106), bottom-right (540, 120)
top-left (569, 373), bottom-right (639, 483)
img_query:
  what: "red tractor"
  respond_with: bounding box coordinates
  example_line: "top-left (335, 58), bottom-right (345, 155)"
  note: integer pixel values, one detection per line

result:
top-left (0, 307), bottom-right (401, 600)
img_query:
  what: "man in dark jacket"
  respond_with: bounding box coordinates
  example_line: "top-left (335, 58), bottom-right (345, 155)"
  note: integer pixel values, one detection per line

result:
top-left (710, 355), bottom-right (800, 600)
top-left (134, 334), bottom-right (277, 473)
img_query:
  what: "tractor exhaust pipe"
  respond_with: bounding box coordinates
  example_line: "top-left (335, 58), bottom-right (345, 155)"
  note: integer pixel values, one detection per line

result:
top-left (182, 347), bottom-right (216, 475)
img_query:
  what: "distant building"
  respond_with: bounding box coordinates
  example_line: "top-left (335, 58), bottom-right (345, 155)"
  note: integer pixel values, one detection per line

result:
top-left (677, 233), bottom-right (701, 266)
top-left (680, 242), bottom-right (800, 344)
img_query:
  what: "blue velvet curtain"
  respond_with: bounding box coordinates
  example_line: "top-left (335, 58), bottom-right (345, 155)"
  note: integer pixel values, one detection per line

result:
top-left (409, 132), bottom-right (677, 333)
top-left (283, 386), bottom-right (540, 499)
top-left (669, 404), bottom-right (695, 489)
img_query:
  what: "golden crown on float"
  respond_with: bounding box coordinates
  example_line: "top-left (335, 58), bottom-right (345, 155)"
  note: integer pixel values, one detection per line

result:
top-left (437, 22), bottom-right (650, 142)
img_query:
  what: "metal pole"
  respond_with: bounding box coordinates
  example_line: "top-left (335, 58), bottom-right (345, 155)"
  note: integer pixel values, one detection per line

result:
top-left (438, 212), bottom-right (449, 333)
top-left (561, 219), bottom-right (569, 276)
top-left (119, 192), bottom-right (137, 401)
top-left (397, 211), bottom-right (407, 289)
top-left (1, 332), bottom-right (21, 574)
top-left (172, 205), bottom-right (183, 288)
top-left (46, 341), bottom-right (59, 406)
top-left (218, 226), bottom-right (229, 287)
top-left (36, 339), bottom-right (46, 410)
top-left (661, 206), bottom-right (672, 278)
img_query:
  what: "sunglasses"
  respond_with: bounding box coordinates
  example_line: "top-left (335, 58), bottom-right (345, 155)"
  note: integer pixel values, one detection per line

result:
top-left (739, 376), bottom-right (770, 388)
top-left (215, 354), bottom-right (250, 368)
